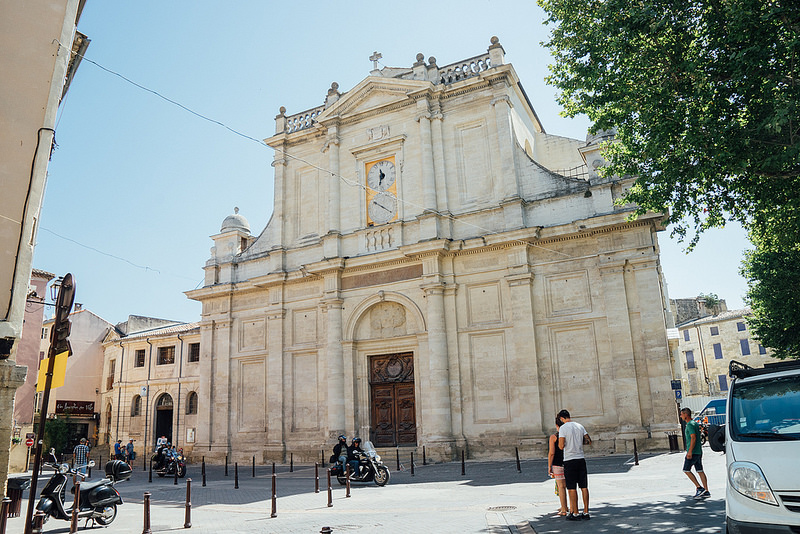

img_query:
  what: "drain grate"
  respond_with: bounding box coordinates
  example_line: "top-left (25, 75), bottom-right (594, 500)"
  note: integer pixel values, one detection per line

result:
top-left (487, 505), bottom-right (517, 512)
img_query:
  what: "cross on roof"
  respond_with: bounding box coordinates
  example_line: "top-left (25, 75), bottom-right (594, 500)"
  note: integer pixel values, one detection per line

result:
top-left (369, 51), bottom-right (382, 70)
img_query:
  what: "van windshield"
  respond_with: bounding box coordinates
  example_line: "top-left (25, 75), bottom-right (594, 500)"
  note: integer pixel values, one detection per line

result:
top-left (730, 375), bottom-right (800, 441)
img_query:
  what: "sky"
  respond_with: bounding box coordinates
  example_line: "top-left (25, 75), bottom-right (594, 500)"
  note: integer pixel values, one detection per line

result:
top-left (33, 1), bottom-right (752, 325)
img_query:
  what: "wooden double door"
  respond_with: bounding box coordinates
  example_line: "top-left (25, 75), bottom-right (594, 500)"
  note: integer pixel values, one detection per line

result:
top-left (369, 353), bottom-right (416, 447)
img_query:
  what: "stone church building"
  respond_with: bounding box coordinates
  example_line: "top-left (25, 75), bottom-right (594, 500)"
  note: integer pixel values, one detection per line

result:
top-left (186, 38), bottom-right (677, 462)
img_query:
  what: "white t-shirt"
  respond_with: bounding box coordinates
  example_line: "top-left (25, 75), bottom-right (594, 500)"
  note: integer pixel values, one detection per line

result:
top-left (558, 421), bottom-right (588, 461)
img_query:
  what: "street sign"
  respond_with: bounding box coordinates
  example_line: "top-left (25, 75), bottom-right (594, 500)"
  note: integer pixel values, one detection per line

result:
top-left (671, 380), bottom-right (682, 390)
top-left (675, 389), bottom-right (683, 400)
top-left (26, 438), bottom-right (34, 447)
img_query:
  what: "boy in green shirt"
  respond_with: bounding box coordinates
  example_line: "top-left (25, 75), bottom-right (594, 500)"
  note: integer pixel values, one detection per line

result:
top-left (680, 408), bottom-right (710, 499)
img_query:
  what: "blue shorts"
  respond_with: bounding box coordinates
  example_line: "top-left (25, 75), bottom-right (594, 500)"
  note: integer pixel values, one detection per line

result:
top-left (682, 455), bottom-right (704, 473)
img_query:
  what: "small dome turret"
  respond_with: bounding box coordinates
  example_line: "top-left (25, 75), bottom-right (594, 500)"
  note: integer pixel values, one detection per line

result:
top-left (221, 207), bottom-right (250, 233)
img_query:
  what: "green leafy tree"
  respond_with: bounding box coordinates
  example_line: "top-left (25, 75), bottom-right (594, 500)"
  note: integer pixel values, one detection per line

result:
top-left (43, 416), bottom-right (70, 457)
top-left (538, 0), bottom-right (799, 357)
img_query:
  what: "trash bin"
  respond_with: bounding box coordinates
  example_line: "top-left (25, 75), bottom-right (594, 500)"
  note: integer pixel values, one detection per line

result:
top-left (6, 476), bottom-right (30, 517)
top-left (666, 431), bottom-right (680, 452)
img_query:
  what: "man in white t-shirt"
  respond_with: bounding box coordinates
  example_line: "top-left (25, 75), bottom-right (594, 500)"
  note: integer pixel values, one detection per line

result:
top-left (557, 409), bottom-right (591, 521)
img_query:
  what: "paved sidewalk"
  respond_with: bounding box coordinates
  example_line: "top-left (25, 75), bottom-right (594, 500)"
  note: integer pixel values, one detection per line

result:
top-left (5, 449), bottom-right (726, 533)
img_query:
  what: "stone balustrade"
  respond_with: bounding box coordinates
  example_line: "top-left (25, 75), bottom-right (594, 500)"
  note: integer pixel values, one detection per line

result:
top-left (284, 105), bottom-right (325, 133)
top-left (365, 226), bottom-right (394, 252)
top-left (439, 53), bottom-right (492, 85)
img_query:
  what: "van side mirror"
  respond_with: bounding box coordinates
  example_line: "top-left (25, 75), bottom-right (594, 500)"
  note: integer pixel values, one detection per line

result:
top-left (707, 424), bottom-right (726, 453)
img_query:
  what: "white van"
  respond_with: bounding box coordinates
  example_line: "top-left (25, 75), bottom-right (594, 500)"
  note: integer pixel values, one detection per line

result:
top-left (710, 359), bottom-right (800, 533)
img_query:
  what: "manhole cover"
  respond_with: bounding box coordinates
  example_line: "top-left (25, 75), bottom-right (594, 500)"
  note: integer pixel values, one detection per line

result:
top-left (487, 505), bottom-right (517, 512)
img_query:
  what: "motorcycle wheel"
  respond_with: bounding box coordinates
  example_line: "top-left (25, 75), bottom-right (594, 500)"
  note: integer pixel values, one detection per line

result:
top-left (157, 471), bottom-right (166, 477)
top-left (96, 504), bottom-right (118, 526)
top-left (179, 464), bottom-right (187, 478)
top-left (374, 466), bottom-right (390, 487)
top-left (336, 475), bottom-right (347, 486)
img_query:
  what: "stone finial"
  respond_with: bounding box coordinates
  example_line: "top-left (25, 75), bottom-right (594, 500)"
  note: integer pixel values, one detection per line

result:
top-left (412, 52), bottom-right (427, 79)
top-left (275, 107), bottom-right (287, 134)
top-left (370, 51), bottom-right (382, 75)
top-left (488, 35), bottom-right (505, 66)
top-left (427, 56), bottom-right (440, 84)
top-left (414, 53), bottom-right (425, 67)
top-left (325, 82), bottom-right (341, 108)
top-left (428, 56), bottom-right (437, 66)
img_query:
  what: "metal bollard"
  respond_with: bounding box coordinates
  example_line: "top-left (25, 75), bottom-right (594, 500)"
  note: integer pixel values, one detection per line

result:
top-left (202, 458), bottom-right (206, 487)
top-left (142, 492), bottom-right (152, 534)
top-left (174, 463), bottom-right (179, 485)
top-left (225, 455), bottom-right (228, 476)
top-left (423, 446), bottom-right (426, 466)
top-left (326, 469), bottom-right (333, 507)
top-left (410, 452), bottom-right (414, 476)
top-left (633, 439), bottom-right (640, 466)
top-left (461, 450), bottom-right (466, 476)
top-left (515, 447), bottom-right (521, 472)
top-left (271, 463), bottom-right (277, 518)
top-left (252, 455), bottom-right (255, 477)
top-left (234, 462), bottom-right (239, 489)
top-left (184, 479), bottom-right (192, 528)
top-left (88, 462), bottom-right (92, 478)
top-left (69, 480), bottom-right (80, 533)
top-left (396, 449), bottom-right (400, 471)
top-left (0, 498), bottom-right (10, 534)
top-left (143, 454), bottom-right (146, 471)
top-left (315, 463), bottom-right (320, 493)
top-left (290, 453), bottom-right (293, 473)
top-left (148, 461), bottom-right (152, 483)
top-left (345, 464), bottom-right (351, 498)
top-left (321, 449), bottom-right (325, 468)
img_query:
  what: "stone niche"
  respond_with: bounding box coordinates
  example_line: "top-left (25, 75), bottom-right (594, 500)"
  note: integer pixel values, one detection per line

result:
top-left (357, 301), bottom-right (408, 339)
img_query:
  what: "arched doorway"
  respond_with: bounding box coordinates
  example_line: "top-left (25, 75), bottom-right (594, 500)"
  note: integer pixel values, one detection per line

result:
top-left (370, 352), bottom-right (416, 447)
top-left (154, 393), bottom-right (173, 445)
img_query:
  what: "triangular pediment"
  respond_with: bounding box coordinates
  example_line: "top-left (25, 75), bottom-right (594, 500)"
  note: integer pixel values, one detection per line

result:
top-left (317, 76), bottom-right (433, 122)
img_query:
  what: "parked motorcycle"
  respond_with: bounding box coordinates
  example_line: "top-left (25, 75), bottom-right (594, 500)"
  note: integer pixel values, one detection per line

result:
top-left (331, 441), bottom-right (390, 486)
top-left (150, 447), bottom-right (187, 478)
top-left (36, 448), bottom-right (131, 526)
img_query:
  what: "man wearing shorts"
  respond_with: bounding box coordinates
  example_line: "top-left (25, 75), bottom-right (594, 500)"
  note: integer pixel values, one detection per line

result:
top-left (680, 408), bottom-right (710, 499)
top-left (558, 409), bottom-right (591, 521)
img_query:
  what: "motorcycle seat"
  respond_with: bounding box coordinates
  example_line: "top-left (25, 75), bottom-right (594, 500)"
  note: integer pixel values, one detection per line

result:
top-left (78, 478), bottom-right (112, 492)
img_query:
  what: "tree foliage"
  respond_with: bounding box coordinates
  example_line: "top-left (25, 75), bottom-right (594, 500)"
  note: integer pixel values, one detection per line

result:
top-left (538, 0), bottom-right (800, 357)
top-left (538, 0), bottom-right (799, 243)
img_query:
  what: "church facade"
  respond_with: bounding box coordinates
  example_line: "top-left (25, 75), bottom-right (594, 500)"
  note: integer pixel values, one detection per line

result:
top-left (187, 38), bottom-right (677, 462)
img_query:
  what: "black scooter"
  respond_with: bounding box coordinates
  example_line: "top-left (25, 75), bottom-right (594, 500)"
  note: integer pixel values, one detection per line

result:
top-left (36, 448), bottom-right (131, 526)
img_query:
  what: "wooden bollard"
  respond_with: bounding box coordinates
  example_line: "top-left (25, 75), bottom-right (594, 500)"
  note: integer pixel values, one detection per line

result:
top-left (252, 455), bottom-right (255, 477)
top-left (345, 464), bottom-right (351, 498)
top-left (225, 455), bottom-right (228, 476)
top-left (270, 464), bottom-right (277, 518)
top-left (0, 497), bottom-right (10, 534)
top-left (234, 462), bottom-right (239, 489)
top-left (423, 446), bottom-right (426, 465)
top-left (326, 469), bottom-right (333, 507)
top-left (634, 439), bottom-right (640, 466)
top-left (396, 449), bottom-right (400, 471)
top-left (202, 458), bottom-right (206, 487)
top-left (290, 453), bottom-right (293, 473)
top-left (142, 492), bottom-right (152, 534)
top-left (69, 480), bottom-right (80, 533)
top-left (184, 479), bottom-right (192, 528)
top-left (315, 463), bottom-right (320, 493)
top-left (515, 447), bottom-right (521, 472)
top-left (31, 511), bottom-right (46, 534)
top-left (461, 450), bottom-right (466, 476)
top-left (410, 452), bottom-right (415, 476)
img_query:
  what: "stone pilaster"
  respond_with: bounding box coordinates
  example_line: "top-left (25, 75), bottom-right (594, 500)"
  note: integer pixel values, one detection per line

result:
top-left (429, 97), bottom-right (449, 215)
top-left (271, 137), bottom-right (288, 248)
top-left (490, 91), bottom-right (520, 202)
top-left (194, 319), bottom-right (215, 454)
top-left (265, 298), bottom-right (285, 460)
top-left (0, 359), bottom-right (27, 494)
top-left (322, 267), bottom-right (345, 437)
top-left (326, 123), bottom-right (341, 234)
top-left (212, 318), bottom-right (232, 456)
top-left (416, 99), bottom-right (437, 212)
top-left (599, 260), bottom-right (646, 442)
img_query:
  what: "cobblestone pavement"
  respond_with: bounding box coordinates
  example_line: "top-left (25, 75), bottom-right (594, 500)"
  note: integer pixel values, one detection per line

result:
top-left (6, 449), bottom-right (726, 533)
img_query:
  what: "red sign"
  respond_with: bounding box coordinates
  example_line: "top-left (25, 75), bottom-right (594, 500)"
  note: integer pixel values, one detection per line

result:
top-left (26, 438), bottom-right (34, 447)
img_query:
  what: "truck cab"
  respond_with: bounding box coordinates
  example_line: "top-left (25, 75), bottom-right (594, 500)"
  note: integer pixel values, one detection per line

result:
top-left (711, 360), bottom-right (800, 533)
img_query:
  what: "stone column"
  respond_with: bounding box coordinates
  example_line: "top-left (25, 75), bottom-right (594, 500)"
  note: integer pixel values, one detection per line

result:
top-left (599, 260), bottom-right (645, 440)
top-left (322, 267), bottom-right (345, 437)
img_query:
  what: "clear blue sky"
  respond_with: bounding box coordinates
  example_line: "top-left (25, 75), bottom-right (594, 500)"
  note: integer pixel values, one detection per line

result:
top-left (34, 1), bottom-right (752, 325)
